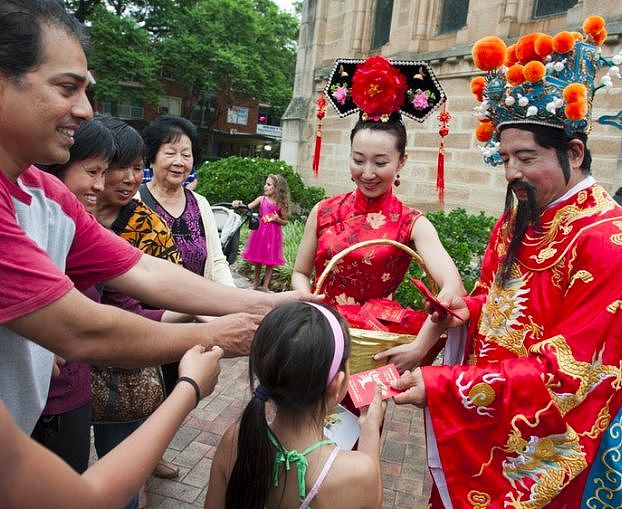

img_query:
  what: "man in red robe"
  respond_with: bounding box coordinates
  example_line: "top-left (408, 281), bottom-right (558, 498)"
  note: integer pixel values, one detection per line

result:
top-left (393, 20), bottom-right (622, 509)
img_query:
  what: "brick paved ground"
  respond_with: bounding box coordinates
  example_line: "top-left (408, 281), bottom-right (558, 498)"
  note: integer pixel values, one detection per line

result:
top-left (139, 354), bottom-right (432, 509)
top-left (94, 271), bottom-right (432, 508)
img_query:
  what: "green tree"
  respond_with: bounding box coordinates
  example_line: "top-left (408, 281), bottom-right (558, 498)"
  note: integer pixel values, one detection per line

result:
top-left (87, 5), bottom-right (162, 109)
top-left (156, 0), bottom-right (298, 118)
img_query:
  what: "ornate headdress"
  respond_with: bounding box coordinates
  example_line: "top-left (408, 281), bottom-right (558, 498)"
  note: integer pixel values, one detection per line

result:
top-left (314, 56), bottom-right (448, 201)
top-left (470, 15), bottom-right (622, 166)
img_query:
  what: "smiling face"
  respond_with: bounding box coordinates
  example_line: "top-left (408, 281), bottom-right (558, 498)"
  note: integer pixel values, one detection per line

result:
top-left (60, 156), bottom-right (108, 212)
top-left (0, 24), bottom-right (92, 177)
top-left (349, 128), bottom-right (406, 198)
top-left (499, 128), bottom-right (581, 210)
top-left (99, 156), bottom-right (144, 209)
top-left (151, 134), bottom-right (193, 189)
top-left (264, 177), bottom-right (275, 197)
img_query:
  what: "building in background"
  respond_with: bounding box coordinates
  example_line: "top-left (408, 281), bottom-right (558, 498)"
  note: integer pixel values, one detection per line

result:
top-left (99, 77), bottom-right (281, 163)
top-left (281, 0), bottom-right (622, 215)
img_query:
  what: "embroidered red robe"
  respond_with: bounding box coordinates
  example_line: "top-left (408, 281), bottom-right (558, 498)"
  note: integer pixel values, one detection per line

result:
top-left (423, 184), bottom-right (622, 508)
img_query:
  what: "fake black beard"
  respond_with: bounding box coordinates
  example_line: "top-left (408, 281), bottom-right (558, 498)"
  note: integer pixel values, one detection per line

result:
top-left (497, 179), bottom-right (540, 283)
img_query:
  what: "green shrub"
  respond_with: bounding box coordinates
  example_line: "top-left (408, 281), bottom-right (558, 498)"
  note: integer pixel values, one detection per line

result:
top-left (196, 156), bottom-right (325, 220)
top-left (393, 209), bottom-right (495, 308)
top-left (237, 208), bottom-right (496, 299)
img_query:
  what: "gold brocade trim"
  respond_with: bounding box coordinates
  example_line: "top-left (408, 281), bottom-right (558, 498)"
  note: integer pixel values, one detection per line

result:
top-left (517, 186), bottom-right (619, 271)
top-left (568, 269), bottom-right (594, 289)
top-left (478, 270), bottom-right (542, 358)
top-left (583, 412), bottom-right (622, 508)
top-left (529, 335), bottom-right (622, 415)
top-left (530, 247), bottom-right (557, 264)
top-left (468, 382), bottom-right (496, 407)
top-left (611, 233), bottom-right (622, 246)
top-left (467, 491), bottom-right (491, 509)
top-left (579, 395), bottom-right (613, 440)
top-left (607, 300), bottom-right (622, 313)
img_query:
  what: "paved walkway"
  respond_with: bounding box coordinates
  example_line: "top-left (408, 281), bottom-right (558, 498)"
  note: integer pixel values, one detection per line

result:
top-left (142, 355), bottom-right (431, 508)
top-left (106, 271), bottom-right (432, 508)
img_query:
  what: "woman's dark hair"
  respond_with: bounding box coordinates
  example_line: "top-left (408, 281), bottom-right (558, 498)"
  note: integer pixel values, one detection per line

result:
top-left (40, 118), bottom-right (115, 178)
top-left (98, 117), bottom-right (145, 170)
top-left (0, 0), bottom-right (87, 82)
top-left (350, 113), bottom-right (408, 159)
top-left (499, 124), bottom-right (592, 182)
top-left (142, 115), bottom-right (201, 168)
top-left (225, 302), bottom-right (351, 509)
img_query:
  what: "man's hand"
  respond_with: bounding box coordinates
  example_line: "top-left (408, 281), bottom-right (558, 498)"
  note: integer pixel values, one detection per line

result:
top-left (201, 313), bottom-right (262, 357)
top-left (392, 368), bottom-right (427, 408)
top-left (178, 345), bottom-right (223, 400)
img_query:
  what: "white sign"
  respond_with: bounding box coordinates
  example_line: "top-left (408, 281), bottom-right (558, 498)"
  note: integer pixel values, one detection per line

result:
top-left (256, 124), bottom-right (282, 139)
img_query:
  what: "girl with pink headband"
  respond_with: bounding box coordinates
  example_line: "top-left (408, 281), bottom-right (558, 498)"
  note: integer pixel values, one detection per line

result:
top-left (204, 301), bottom-right (385, 509)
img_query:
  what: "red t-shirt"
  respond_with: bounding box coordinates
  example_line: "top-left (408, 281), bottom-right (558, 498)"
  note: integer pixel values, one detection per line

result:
top-left (0, 166), bottom-right (142, 323)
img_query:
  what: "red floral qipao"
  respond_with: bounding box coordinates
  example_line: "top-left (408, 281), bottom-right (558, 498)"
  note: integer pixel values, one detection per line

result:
top-left (423, 184), bottom-right (622, 508)
top-left (313, 188), bottom-right (420, 305)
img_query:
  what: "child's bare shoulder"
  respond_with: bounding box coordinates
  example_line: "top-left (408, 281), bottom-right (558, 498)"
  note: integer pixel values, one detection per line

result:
top-left (323, 450), bottom-right (379, 503)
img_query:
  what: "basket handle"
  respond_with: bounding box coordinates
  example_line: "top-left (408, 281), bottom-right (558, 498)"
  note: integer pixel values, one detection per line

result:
top-left (313, 238), bottom-right (438, 297)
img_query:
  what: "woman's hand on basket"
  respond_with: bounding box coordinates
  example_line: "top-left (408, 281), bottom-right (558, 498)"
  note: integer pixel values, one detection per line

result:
top-left (374, 343), bottom-right (424, 374)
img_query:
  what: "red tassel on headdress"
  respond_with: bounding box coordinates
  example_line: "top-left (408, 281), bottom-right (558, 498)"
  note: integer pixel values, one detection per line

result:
top-left (437, 101), bottom-right (451, 205)
top-left (312, 94), bottom-right (327, 176)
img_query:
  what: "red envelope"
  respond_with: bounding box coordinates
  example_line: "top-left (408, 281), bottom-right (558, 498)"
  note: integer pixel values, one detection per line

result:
top-left (410, 278), bottom-right (463, 321)
top-left (347, 364), bottom-right (403, 408)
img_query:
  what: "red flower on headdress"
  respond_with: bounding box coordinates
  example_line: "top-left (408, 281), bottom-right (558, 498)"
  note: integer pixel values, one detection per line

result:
top-left (351, 56), bottom-right (408, 121)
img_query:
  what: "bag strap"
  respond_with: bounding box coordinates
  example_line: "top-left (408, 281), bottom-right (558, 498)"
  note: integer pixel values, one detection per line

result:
top-left (110, 201), bottom-right (138, 235)
top-left (139, 183), bottom-right (159, 212)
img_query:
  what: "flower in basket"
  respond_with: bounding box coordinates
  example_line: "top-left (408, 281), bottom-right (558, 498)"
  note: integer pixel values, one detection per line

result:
top-left (408, 88), bottom-right (436, 111)
top-left (351, 56), bottom-right (408, 121)
top-left (330, 83), bottom-right (349, 105)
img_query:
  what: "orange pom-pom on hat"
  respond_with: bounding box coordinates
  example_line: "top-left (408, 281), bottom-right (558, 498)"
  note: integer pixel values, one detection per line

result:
top-left (523, 61), bottom-right (546, 83)
top-left (472, 36), bottom-right (507, 71)
top-left (470, 76), bottom-right (486, 102)
top-left (504, 44), bottom-right (518, 67)
top-left (563, 83), bottom-right (588, 102)
top-left (475, 120), bottom-right (494, 142)
top-left (583, 15), bottom-right (605, 36)
top-left (565, 100), bottom-right (588, 121)
top-left (593, 29), bottom-right (607, 46)
top-left (570, 31), bottom-right (584, 42)
top-left (534, 34), bottom-right (553, 58)
top-left (506, 64), bottom-right (525, 86)
top-left (552, 31), bottom-right (575, 54)
top-left (516, 33), bottom-right (544, 63)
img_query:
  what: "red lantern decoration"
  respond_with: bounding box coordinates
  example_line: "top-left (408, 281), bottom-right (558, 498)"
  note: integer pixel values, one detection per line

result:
top-left (312, 94), bottom-right (327, 176)
top-left (437, 101), bottom-right (451, 205)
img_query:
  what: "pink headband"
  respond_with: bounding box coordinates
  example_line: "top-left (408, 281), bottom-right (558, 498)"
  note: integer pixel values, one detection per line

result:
top-left (306, 302), bottom-right (345, 384)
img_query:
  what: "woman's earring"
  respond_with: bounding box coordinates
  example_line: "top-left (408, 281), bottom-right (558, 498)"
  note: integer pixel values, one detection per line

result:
top-left (394, 173), bottom-right (401, 187)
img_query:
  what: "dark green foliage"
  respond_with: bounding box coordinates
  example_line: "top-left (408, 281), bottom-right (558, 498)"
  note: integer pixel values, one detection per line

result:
top-left (393, 208), bottom-right (496, 308)
top-left (196, 156), bottom-right (325, 219)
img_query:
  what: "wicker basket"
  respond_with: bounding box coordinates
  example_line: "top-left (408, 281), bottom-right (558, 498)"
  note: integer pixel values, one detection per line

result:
top-left (314, 239), bottom-right (437, 373)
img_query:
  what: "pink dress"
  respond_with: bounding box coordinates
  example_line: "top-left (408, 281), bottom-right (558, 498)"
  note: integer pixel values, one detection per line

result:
top-left (242, 196), bottom-right (285, 266)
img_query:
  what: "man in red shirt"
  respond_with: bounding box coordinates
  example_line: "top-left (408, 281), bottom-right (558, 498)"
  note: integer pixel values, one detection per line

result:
top-left (0, 0), bottom-right (310, 434)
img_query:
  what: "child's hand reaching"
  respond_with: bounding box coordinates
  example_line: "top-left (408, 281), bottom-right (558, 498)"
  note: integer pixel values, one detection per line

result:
top-left (178, 345), bottom-right (223, 403)
top-left (359, 384), bottom-right (386, 432)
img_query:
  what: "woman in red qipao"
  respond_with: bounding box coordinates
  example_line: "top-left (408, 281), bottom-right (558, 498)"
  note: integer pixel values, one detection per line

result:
top-left (292, 113), bottom-right (464, 372)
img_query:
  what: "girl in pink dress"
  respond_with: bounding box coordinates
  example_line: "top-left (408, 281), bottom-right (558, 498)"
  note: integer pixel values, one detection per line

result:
top-left (237, 174), bottom-right (290, 291)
